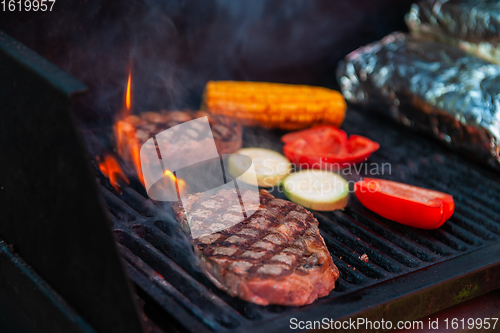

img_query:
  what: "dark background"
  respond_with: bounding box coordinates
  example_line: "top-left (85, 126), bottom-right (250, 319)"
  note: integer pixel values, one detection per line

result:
top-left (0, 0), bottom-right (414, 125)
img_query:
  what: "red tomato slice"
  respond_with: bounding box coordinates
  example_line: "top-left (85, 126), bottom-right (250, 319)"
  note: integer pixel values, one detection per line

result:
top-left (282, 126), bottom-right (379, 169)
top-left (281, 125), bottom-right (344, 144)
top-left (354, 178), bottom-right (454, 229)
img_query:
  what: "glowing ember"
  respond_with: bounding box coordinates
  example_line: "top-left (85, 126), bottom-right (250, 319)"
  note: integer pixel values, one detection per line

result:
top-left (97, 155), bottom-right (129, 193)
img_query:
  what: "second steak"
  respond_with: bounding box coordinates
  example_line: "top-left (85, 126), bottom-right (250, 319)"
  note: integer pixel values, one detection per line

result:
top-left (173, 189), bottom-right (339, 306)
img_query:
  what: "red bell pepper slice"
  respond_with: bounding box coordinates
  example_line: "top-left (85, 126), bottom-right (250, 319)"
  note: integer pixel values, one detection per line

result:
top-left (281, 125), bottom-right (347, 144)
top-left (282, 125), bottom-right (379, 169)
top-left (355, 178), bottom-right (455, 229)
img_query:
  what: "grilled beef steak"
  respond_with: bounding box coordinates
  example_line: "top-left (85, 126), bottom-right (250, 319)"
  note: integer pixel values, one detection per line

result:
top-left (173, 189), bottom-right (339, 306)
top-left (120, 110), bottom-right (241, 155)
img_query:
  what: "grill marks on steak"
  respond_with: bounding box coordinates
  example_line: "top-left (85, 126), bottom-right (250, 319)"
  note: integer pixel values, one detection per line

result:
top-left (173, 189), bottom-right (339, 306)
top-left (175, 187), bottom-right (260, 238)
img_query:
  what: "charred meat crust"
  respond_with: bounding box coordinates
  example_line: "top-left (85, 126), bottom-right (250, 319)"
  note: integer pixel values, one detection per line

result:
top-left (122, 111), bottom-right (241, 154)
top-left (173, 189), bottom-right (339, 306)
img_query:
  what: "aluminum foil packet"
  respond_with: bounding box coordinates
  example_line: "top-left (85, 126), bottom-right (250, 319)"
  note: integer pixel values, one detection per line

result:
top-left (337, 32), bottom-right (500, 169)
top-left (406, 0), bottom-right (500, 64)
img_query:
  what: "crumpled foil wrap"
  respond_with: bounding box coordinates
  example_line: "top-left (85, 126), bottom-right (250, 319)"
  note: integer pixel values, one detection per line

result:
top-left (337, 32), bottom-right (500, 169)
top-left (406, 0), bottom-right (500, 64)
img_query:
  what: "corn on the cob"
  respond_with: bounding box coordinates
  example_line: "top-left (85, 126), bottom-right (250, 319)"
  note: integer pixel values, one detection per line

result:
top-left (202, 81), bottom-right (346, 130)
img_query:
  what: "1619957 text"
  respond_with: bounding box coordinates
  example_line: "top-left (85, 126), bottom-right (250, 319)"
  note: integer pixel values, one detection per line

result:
top-left (1, 0), bottom-right (56, 11)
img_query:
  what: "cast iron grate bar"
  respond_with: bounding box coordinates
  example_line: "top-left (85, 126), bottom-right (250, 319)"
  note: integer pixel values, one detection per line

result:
top-left (451, 214), bottom-right (499, 240)
top-left (321, 230), bottom-right (383, 279)
top-left (119, 245), bottom-right (222, 332)
top-left (340, 207), bottom-right (442, 260)
top-left (439, 221), bottom-right (484, 246)
top-left (114, 228), bottom-right (247, 329)
top-left (314, 212), bottom-right (404, 273)
top-left (349, 204), bottom-right (455, 256)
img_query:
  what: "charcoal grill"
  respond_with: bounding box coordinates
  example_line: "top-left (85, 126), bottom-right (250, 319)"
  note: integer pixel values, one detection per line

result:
top-left (1, 1), bottom-right (500, 332)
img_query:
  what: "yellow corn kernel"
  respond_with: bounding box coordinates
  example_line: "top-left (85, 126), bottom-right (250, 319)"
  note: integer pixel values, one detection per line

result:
top-left (202, 81), bottom-right (346, 130)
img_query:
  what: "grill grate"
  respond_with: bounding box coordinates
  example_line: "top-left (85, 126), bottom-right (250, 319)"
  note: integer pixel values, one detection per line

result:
top-left (97, 108), bottom-right (500, 332)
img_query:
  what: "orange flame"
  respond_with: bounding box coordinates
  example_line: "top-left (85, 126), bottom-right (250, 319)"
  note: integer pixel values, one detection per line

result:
top-left (113, 70), bottom-right (145, 185)
top-left (125, 71), bottom-right (132, 113)
top-left (164, 169), bottom-right (187, 196)
top-left (113, 70), bottom-right (187, 197)
top-left (114, 119), bottom-right (144, 185)
top-left (98, 154), bottom-right (130, 193)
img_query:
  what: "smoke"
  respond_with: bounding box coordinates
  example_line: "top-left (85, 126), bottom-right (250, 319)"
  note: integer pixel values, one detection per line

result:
top-left (0, 0), bottom-right (414, 125)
